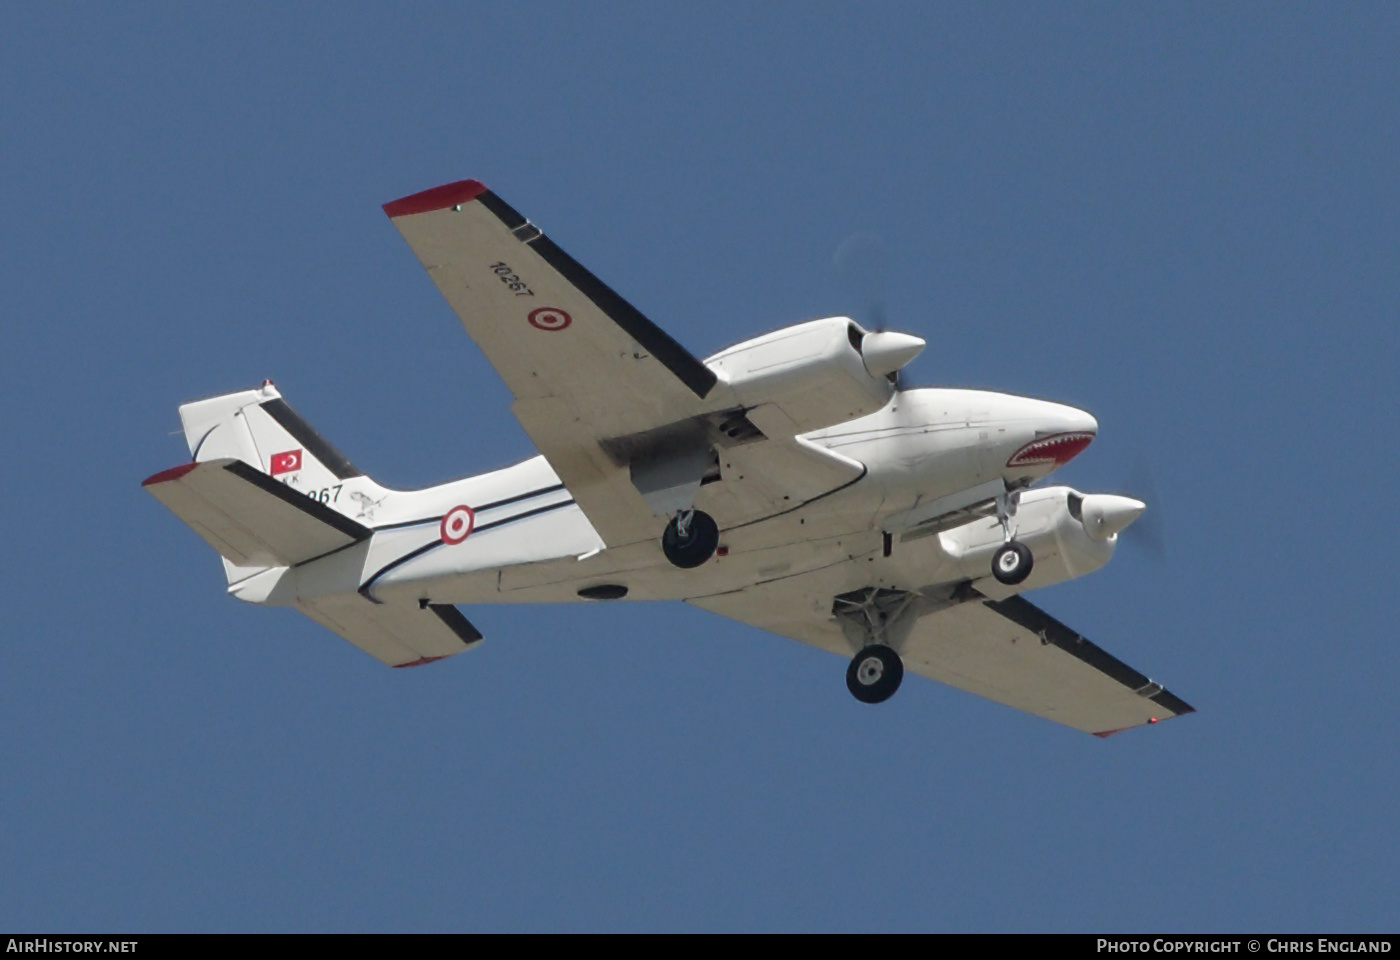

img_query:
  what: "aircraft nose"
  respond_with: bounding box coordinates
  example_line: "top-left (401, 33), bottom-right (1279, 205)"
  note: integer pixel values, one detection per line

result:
top-left (1066, 406), bottom-right (1098, 436)
top-left (1006, 403), bottom-right (1098, 469)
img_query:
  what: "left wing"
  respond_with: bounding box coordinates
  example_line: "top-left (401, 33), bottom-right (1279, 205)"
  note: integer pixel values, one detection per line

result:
top-left (384, 180), bottom-right (734, 547)
top-left (691, 582), bottom-right (1194, 736)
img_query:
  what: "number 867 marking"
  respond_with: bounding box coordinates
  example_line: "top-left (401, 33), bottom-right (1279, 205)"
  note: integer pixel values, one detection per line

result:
top-left (306, 484), bottom-right (342, 504)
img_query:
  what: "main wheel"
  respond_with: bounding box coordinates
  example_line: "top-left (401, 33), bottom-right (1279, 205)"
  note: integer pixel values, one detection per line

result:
top-left (661, 510), bottom-right (719, 568)
top-left (846, 644), bottom-right (904, 704)
top-left (991, 540), bottom-right (1033, 585)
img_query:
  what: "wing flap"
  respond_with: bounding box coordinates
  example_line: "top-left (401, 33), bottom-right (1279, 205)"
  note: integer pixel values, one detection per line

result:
top-left (143, 459), bottom-right (371, 568)
top-left (511, 395), bottom-right (663, 546)
top-left (689, 578), bottom-right (853, 658)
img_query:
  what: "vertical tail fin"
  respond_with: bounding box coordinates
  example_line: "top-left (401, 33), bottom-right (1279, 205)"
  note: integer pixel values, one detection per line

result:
top-left (180, 381), bottom-right (363, 488)
top-left (173, 381), bottom-right (392, 584)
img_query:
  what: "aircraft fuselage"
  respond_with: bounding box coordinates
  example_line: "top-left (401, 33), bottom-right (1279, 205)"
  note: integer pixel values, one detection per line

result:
top-left (299, 387), bottom-right (1101, 610)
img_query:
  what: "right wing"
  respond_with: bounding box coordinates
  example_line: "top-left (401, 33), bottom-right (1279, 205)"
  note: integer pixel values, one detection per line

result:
top-left (384, 180), bottom-right (734, 546)
top-left (691, 579), bottom-right (1194, 737)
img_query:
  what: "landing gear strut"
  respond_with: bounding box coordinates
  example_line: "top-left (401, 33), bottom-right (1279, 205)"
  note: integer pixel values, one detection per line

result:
top-left (832, 587), bottom-right (921, 705)
top-left (661, 509), bottom-right (719, 568)
top-left (991, 488), bottom-right (1033, 585)
top-left (846, 644), bottom-right (904, 704)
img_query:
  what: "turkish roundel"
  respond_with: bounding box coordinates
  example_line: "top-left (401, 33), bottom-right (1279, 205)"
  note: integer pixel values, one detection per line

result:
top-left (270, 449), bottom-right (303, 475)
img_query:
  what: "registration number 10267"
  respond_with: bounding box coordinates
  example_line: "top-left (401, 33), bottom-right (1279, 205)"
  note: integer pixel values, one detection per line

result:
top-left (489, 262), bottom-right (535, 297)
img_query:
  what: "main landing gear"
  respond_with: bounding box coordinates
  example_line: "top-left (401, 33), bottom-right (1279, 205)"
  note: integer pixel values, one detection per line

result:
top-left (833, 587), bottom-right (919, 705)
top-left (846, 644), bottom-right (904, 703)
top-left (661, 509), bottom-right (719, 568)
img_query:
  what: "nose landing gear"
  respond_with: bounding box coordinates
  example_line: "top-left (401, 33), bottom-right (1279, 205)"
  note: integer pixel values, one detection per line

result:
top-left (991, 488), bottom-right (1034, 585)
top-left (991, 541), bottom-right (1033, 585)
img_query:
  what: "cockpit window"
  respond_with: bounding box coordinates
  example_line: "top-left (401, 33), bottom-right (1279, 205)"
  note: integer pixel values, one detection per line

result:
top-left (1066, 492), bottom-right (1083, 521)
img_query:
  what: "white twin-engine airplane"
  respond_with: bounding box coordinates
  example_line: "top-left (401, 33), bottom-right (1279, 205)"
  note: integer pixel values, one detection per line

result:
top-left (145, 179), bottom-right (1193, 737)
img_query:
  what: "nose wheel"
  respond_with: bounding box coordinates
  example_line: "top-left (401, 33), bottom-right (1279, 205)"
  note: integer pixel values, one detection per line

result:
top-left (662, 509), bottom-right (719, 568)
top-left (990, 489), bottom-right (1032, 585)
top-left (991, 541), bottom-right (1033, 585)
top-left (846, 644), bottom-right (904, 704)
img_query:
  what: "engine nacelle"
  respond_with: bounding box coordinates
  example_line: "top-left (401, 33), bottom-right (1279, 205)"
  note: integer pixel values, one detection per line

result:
top-left (705, 317), bottom-right (921, 434)
top-left (938, 486), bottom-right (1124, 598)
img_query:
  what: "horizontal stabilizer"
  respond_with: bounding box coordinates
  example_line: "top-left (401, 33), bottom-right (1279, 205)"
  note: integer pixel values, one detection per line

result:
top-left (296, 594), bottom-right (482, 667)
top-left (143, 458), bottom-right (371, 568)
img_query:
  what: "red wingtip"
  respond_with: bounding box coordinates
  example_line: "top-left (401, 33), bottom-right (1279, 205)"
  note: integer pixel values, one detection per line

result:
top-left (382, 179), bottom-right (487, 218)
top-left (142, 462), bottom-right (198, 487)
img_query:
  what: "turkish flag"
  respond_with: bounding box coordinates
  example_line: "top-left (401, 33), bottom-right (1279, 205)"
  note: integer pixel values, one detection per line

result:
top-left (270, 449), bottom-right (302, 475)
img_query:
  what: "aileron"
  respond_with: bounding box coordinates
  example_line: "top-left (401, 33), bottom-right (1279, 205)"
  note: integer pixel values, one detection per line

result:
top-left (982, 595), bottom-right (1196, 722)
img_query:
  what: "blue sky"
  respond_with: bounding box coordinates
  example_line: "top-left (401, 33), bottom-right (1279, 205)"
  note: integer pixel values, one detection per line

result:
top-left (4, 4), bottom-right (1398, 932)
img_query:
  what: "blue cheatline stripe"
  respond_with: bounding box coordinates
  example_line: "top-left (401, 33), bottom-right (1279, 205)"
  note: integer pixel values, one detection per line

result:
top-left (357, 497), bottom-right (576, 603)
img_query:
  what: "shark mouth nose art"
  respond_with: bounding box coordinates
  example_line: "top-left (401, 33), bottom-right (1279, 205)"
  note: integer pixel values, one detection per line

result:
top-left (1007, 432), bottom-right (1096, 468)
